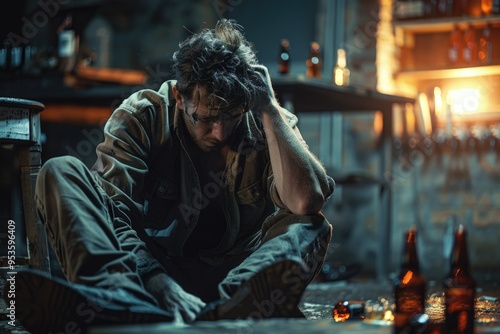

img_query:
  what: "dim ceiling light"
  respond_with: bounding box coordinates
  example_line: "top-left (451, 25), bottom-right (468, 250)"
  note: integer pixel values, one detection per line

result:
top-left (447, 88), bottom-right (480, 115)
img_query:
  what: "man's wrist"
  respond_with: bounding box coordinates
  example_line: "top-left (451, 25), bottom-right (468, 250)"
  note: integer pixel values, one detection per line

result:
top-left (136, 257), bottom-right (165, 278)
top-left (141, 268), bottom-right (165, 285)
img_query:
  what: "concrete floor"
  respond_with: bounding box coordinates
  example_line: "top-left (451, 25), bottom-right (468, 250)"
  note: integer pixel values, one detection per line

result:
top-left (1, 275), bottom-right (499, 333)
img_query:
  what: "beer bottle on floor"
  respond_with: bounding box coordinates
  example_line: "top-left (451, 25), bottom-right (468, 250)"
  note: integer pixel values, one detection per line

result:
top-left (393, 226), bottom-right (427, 334)
top-left (443, 224), bottom-right (476, 334)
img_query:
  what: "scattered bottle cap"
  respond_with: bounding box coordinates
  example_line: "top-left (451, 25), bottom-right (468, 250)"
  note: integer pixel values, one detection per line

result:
top-left (332, 300), bottom-right (366, 322)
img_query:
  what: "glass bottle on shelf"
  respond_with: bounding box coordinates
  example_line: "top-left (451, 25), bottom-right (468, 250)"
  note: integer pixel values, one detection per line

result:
top-left (393, 226), bottom-right (427, 334)
top-left (306, 41), bottom-right (322, 78)
top-left (481, 0), bottom-right (493, 15)
top-left (462, 24), bottom-right (477, 66)
top-left (57, 13), bottom-right (78, 74)
top-left (443, 224), bottom-right (476, 334)
top-left (449, 24), bottom-right (463, 67)
top-left (424, 0), bottom-right (438, 17)
top-left (493, 0), bottom-right (500, 13)
top-left (437, 0), bottom-right (451, 16)
top-left (333, 48), bottom-right (350, 86)
top-left (468, 0), bottom-right (484, 16)
top-left (0, 38), bottom-right (11, 75)
top-left (453, 0), bottom-right (469, 16)
top-left (478, 24), bottom-right (493, 65)
top-left (278, 39), bottom-right (290, 75)
top-left (10, 44), bottom-right (24, 76)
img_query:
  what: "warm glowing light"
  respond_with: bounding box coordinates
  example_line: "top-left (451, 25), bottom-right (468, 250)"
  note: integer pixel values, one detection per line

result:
top-left (434, 87), bottom-right (443, 119)
top-left (334, 68), bottom-right (350, 86)
top-left (384, 310), bottom-right (394, 322)
top-left (393, 104), bottom-right (404, 138)
top-left (373, 111), bottom-right (383, 137)
top-left (334, 68), bottom-right (343, 86)
top-left (334, 49), bottom-right (350, 86)
top-left (337, 48), bottom-right (347, 68)
top-left (405, 103), bottom-right (416, 135)
top-left (376, 0), bottom-right (397, 94)
top-left (402, 271), bottom-right (413, 284)
top-left (418, 93), bottom-right (432, 136)
top-left (447, 88), bottom-right (481, 114)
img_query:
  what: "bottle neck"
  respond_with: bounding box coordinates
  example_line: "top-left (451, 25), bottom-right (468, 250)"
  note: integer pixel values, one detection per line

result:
top-left (401, 229), bottom-right (420, 273)
top-left (449, 227), bottom-right (470, 274)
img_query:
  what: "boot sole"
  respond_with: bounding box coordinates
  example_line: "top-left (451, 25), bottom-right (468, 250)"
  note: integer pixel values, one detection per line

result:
top-left (198, 259), bottom-right (309, 320)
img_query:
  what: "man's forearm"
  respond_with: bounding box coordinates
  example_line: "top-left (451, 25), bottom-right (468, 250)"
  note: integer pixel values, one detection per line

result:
top-left (261, 105), bottom-right (330, 214)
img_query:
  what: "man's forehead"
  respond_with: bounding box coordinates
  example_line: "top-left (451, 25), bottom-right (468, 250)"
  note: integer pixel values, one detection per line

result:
top-left (188, 85), bottom-right (208, 104)
top-left (187, 85), bottom-right (236, 114)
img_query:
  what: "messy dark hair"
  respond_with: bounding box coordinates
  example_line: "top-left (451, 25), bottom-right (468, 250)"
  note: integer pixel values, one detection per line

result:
top-left (172, 19), bottom-right (264, 114)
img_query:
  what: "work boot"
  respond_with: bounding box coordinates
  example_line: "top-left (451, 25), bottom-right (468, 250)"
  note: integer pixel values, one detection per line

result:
top-left (3, 269), bottom-right (173, 334)
top-left (197, 259), bottom-right (309, 321)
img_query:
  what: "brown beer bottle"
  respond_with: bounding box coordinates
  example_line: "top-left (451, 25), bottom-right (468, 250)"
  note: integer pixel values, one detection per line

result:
top-left (306, 41), bottom-right (322, 78)
top-left (443, 224), bottom-right (476, 334)
top-left (462, 25), bottom-right (478, 66)
top-left (478, 25), bottom-right (493, 65)
top-left (393, 226), bottom-right (427, 334)
top-left (449, 24), bottom-right (463, 67)
top-left (278, 39), bottom-right (291, 75)
top-left (481, 0), bottom-right (493, 15)
top-left (468, 0), bottom-right (483, 16)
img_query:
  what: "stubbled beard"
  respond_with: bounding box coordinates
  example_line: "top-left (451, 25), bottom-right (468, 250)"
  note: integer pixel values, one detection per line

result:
top-left (197, 138), bottom-right (224, 152)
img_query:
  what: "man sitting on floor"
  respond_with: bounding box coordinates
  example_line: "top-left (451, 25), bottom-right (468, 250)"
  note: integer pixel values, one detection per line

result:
top-left (5, 18), bottom-right (334, 333)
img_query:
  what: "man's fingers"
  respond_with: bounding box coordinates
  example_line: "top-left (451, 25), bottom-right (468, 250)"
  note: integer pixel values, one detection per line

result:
top-left (252, 64), bottom-right (273, 82)
top-left (252, 64), bottom-right (266, 75)
top-left (171, 306), bottom-right (185, 325)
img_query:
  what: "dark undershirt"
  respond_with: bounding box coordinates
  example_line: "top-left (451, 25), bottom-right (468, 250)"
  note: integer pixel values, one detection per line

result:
top-left (183, 149), bottom-right (228, 256)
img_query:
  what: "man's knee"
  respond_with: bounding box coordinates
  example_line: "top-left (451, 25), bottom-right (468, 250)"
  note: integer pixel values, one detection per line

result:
top-left (312, 212), bottom-right (333, 235)
top-left (262, 210), bottom-right (333, 248)
top-left (307, 213), bottom-right (332, 247)
top-left (37, 156), bottom-right (89, 199)
top-left (291, 211), bottom-right (333, 238)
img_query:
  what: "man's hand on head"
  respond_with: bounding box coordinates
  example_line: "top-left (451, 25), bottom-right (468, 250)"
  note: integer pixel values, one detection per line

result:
top-left (251, 64), bottom-right (281, 114)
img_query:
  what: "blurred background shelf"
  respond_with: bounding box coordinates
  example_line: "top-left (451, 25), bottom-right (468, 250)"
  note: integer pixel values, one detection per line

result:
top-left (394, 14), bottom-right (500, 32)
top-left (396, 64), bottom-right (500, 80)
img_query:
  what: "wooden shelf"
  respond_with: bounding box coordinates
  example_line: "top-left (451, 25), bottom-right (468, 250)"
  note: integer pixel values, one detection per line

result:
top-left (0, 74), bottom-right (141, 105)
top-left (396, 64), bottom-right (500, 80)
top-left (394, 15), bottom-right (500, 33)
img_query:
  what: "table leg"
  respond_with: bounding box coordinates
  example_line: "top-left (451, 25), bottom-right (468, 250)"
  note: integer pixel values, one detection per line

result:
top-left (20, 144), bottom-right (50, 272)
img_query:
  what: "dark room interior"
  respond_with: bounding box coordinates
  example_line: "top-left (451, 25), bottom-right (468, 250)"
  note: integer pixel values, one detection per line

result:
top-left (1, 0), bottom-right (499, 333)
